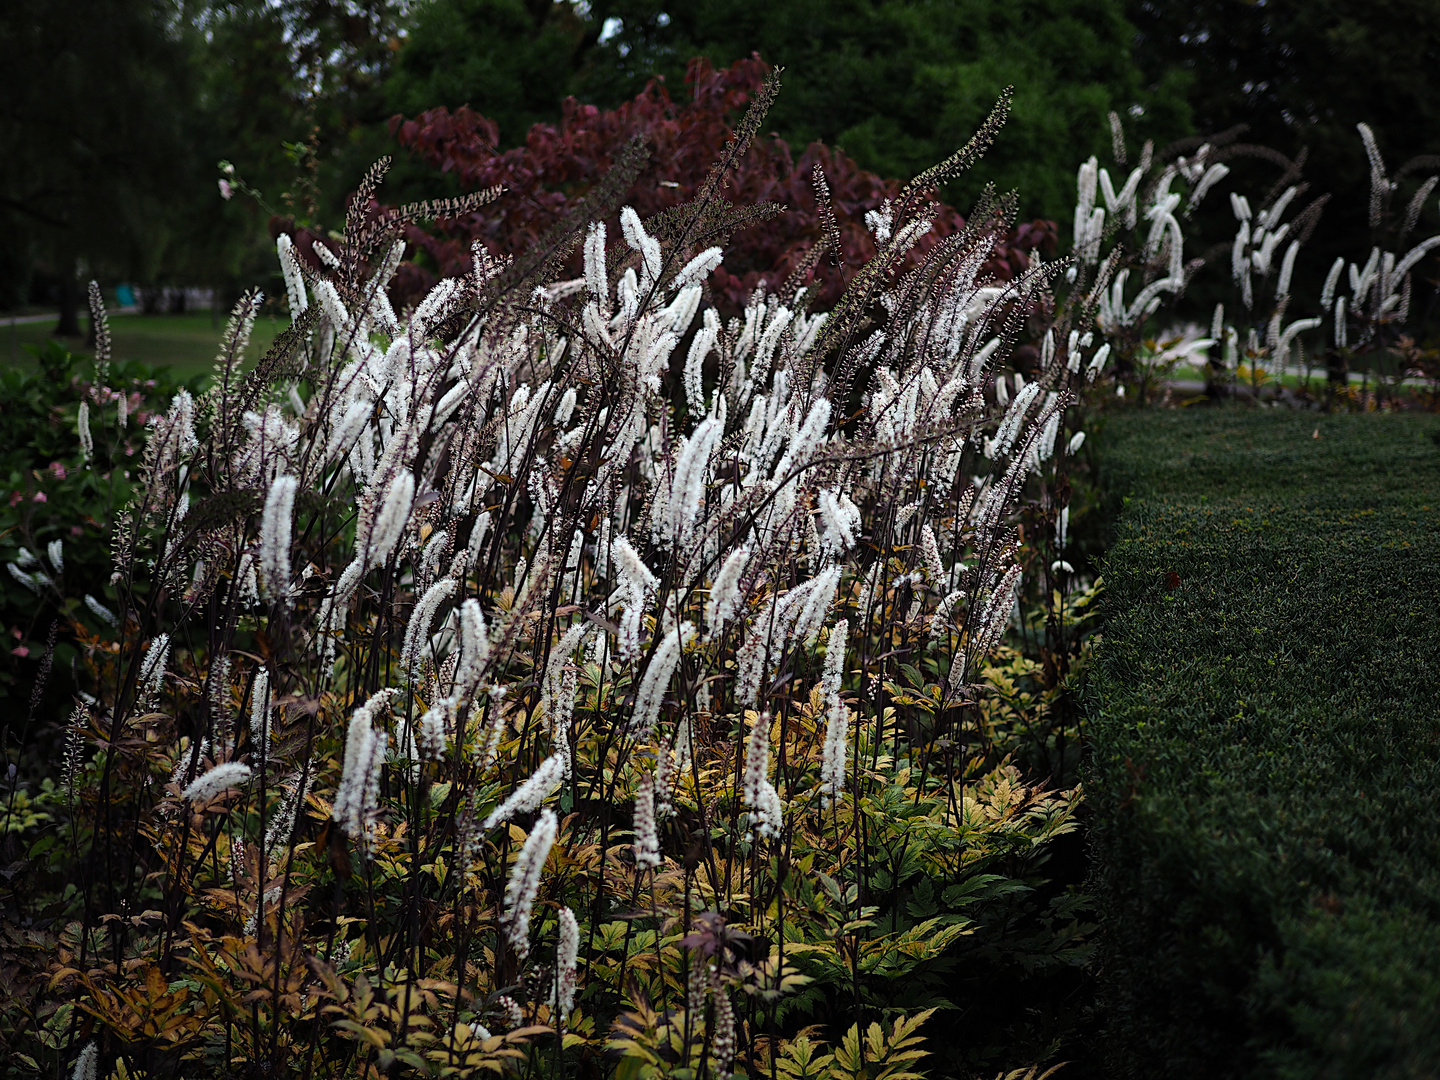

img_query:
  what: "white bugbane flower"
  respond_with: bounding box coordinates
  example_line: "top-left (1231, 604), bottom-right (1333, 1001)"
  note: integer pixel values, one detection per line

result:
top-left (482, 752), bottom-right (565, 830)
top-left (71, 1042), bottom-right (99, 1080)
top-left (333, 689), bottom-right (395, 850)
top-left (502, 808), bottom-right (558, 958)
top-left (85, 594), bottom-right (119, 628)
top-left (250, 667), bottom-right (270, 759)
top-left (366, 471), bottom-right (414, 567)
top-left (629, 621), bottom-right (693, 738)
top-left (140, 633), bottom-right (171, 695)
top-left (552, 906), bottom-right (580, 1016)
top-left (77, 401), bottom-right (93, 462)
top-left (819, 621), bottom-right (849, 806)
top-left (706, 546), bottom-right (749, 630)
top-left (260, 475), bottom-right (298, 601)
top-left (401, 577), bottom-right (457, 682)
top-left (634, 771), bottom-right (661, 870)
top-left (182, 762), bottom-right (252, 803)
top-left (741, 712), bottom-right (783, 840)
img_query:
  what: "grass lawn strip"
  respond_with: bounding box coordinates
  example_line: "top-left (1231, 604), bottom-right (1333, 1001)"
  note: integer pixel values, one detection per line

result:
top-left (3, 310), bottom-right (284, 377)
top-left (1087, 410), bottom-right (1440, 1080)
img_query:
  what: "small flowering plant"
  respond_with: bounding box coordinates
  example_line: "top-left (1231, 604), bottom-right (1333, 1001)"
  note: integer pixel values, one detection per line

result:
top-left (34, 81), bottom-right (1092, 1080)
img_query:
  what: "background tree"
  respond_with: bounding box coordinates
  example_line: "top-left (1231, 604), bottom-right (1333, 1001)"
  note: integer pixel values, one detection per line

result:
top-left (385, 0), bottom-right (1193, 222)
top-left (381, 57), bottom-right (1056, 314)
top-left (0, 0), bottom-right (198, 331)
top-left (383, 0), bottom-right (599, 151)
top-left (190, 0), bottom-right (416, 307)
top-left (1127, 0), bottom-right (1440, 316)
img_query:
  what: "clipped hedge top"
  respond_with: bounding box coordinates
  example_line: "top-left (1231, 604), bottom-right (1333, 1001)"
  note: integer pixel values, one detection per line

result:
top-left (1088, 409), bottom-right (1440, 1079)
top-left (1098, 409), bottom-right (1440, 502)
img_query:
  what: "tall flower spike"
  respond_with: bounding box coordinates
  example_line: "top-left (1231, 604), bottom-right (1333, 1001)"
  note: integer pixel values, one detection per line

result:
top-left (820, 621), bottom-right (849, 807)
top-left (584, 221), bottom-right (609, 315)
top-left (77, 402), bottom-right (93, 462)
top-left (552, 906), bottom-right (580, 1016)
top-left (71, 1042), bottom-right (99, 1080)
top-left (140, 634), bottom-right (170, 696)
top-left (260, 475), bottom-right (297, 601)
top-left (710, 975), bottom-right (736, 1073)
top-left (921, 525), bottom-right (945, 583)
top-left (366, 470), bottom-right (414, 567)
top-left (620, 206), bottom-right (662, 287)
top-left (629, 621), bottom-right (693, 739)
top-left (456, 598), bottom-right (491, 690)
top-left (502, 808), bottom-right (558, 959)
top-left (182, 762), bottom-right (252, 803)
top-left (250, 667), bottom-right (270, 760)
top-left (482, 752), bottom-right (565, 830)
top-left (667, 418), bottom-right (722, 547)
top-left (634, 771), bottom-right (661, 870)
top-left (417, 702), bottom-right (449, 761)
top-left (277, 234), bottom-right (308, 316)
top-left (333, 689), bottom-right (395, 848)
top-left (674, 246), bottom-right (723, 290)
top-left (401, 577), bottom-right (457, 683)
top-left (323, 399), bottom-right (372, 469)
top-left (741, 712), bottom-right (783, 839)
top-left (706, 546), bottom-right (749, 630)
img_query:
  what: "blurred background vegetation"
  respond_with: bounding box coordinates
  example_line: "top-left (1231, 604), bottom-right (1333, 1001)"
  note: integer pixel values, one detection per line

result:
top-left (3, 0), bottom-right (1438, 371)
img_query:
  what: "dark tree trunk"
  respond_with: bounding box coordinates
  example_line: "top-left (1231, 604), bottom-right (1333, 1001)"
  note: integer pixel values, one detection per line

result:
top-left (55, 272), bottom-right (82, 337)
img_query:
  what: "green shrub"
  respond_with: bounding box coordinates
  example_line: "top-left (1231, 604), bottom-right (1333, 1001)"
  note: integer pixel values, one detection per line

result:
top-left (1087, 410), bottom-right (1440, 1079)
top-left (0, 340), bottom-right (200, 744)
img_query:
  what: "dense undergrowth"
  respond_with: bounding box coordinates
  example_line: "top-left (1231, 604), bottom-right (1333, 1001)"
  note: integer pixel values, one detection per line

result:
top-left (0, 82), bottom-right (1108, 1080)
top-left (1087, 409), bottom-right (1440, 1079)
top-left (0, 341), bottom-right (204, 721)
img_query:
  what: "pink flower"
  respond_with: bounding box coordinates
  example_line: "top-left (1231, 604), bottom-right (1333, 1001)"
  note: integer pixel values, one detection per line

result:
top-left (32, 492), bottom-right (46, 503)
top-left (70, 526), bottom-right (83, 537)
top-left (12, 647), bottom-right (28, 658)
top-left (48, 462), bottom-right (67, 480)
top-left (8, 491), bottom-right (20, 507)
top-left (218, 179), bottom-right (234, 200)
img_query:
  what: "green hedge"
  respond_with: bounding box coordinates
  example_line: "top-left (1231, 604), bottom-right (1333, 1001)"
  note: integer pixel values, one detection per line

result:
top-left (1087, 410), bottom-right (1440, 1079)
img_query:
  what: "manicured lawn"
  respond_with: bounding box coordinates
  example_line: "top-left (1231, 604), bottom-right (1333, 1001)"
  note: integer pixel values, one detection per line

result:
top-left (2, 310), bottom-right (287, 380)
top-left (1088, 409), bottom-right (1440, 1079)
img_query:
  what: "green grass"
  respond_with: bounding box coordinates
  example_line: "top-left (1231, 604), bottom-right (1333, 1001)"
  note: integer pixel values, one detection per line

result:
top-left (1087, 409), bottom-right (1440, 1080)
top-left (1, 311), bottom-right (286, 380)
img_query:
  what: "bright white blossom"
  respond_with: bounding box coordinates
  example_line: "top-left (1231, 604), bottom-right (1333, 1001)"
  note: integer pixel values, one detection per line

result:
top-left (502, 809), bottom-right (558, 958)
top-left (260, 475), bottom-right (298, 601)
top-left (182, 762), bottom-right (252, 803)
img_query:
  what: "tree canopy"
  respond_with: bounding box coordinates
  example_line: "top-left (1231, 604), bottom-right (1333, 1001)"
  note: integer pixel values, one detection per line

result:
top-left (8, 0), bottom-right (1439, 339)
top-left (387, 0), bottom-right (1192, 221)
top-left (1128, 0), bottom-right (1440, 285)
top-left (0, 0), bottom-right (198, 326)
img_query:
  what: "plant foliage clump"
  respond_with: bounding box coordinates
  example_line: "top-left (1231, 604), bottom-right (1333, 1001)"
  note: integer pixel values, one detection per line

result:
top-left (4, 86), bottom-right (1099, 1080)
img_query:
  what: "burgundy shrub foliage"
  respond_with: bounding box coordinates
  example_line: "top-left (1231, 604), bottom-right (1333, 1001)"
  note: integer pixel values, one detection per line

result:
top-left (365, 56), bottom-right (1056, 312)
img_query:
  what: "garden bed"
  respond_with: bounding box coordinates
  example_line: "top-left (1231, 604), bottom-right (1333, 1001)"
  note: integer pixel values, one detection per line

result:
top-left (1087, 410), bottom-right (1440, 1079)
